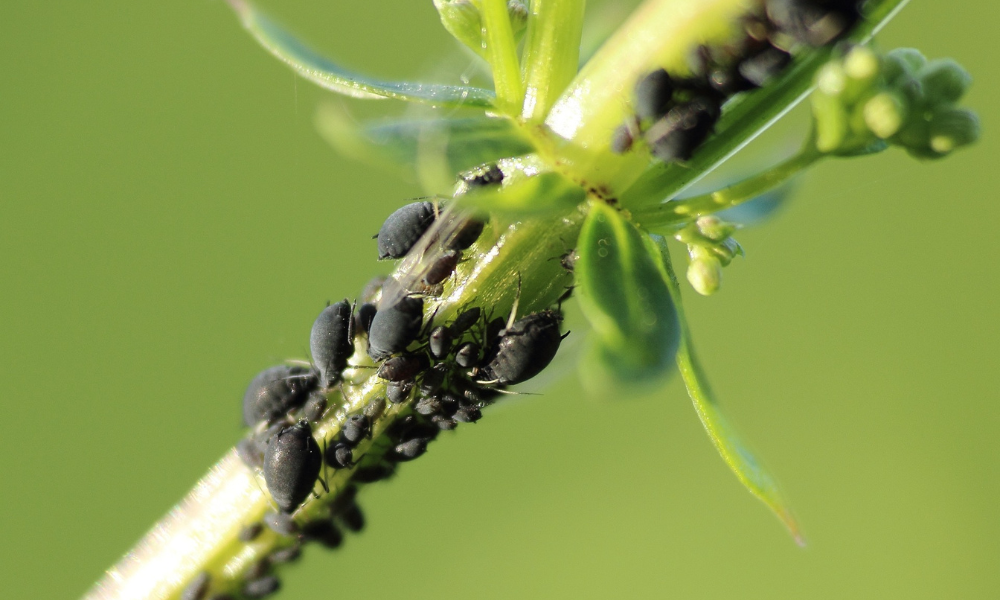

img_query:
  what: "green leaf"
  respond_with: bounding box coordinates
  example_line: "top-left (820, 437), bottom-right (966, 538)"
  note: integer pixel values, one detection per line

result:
top-left (315, 105), bottom-right (533, 190)
top-left (226, 0), bottom-right (495, 108)
top-left (575, 204), bottom-right (679, 385)
top-left (455, 154), bottom-right (585, 215)
top-left (647, 234), bottom-right (805, 545)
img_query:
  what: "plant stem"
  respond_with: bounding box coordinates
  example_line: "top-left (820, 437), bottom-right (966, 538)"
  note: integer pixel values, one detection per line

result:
top-left (520, 0), bottom-right (587, 124)
top-left (632, 147), bottom-right (822, 228)
top-left (478, 0), bottom-right (524, 115)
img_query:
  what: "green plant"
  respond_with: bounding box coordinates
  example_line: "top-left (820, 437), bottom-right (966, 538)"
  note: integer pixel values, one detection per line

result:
top-left (83, 1), bottom-right (978, 598)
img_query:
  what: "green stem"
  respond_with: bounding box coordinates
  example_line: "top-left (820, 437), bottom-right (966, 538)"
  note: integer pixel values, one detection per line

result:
top-left (520, 0), bottom-right (586, 124)
top-left (478, 0), bottom-right (524, 115)
top-left (632, 147), bottom-right (823, 228)
top-left (83, 213), bottom-right (582, 600)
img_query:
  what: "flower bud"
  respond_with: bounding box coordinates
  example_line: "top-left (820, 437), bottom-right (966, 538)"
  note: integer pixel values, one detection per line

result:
top-left (695, 215), bottom-right (737, 242)
top-left (687, 255), bottom-right (722, 296)
top-left (882, 48), bottom-right (927, 84)
top-left (864, 92), bottom-right (907, 139)
top-left (919, 59), bottom-right (972, 106)
top-left (928, 108), bottom-right (980, 155)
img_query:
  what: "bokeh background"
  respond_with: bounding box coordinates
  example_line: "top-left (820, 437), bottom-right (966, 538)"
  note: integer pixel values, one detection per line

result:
top-left (1, 1), bottom-right (997, 598)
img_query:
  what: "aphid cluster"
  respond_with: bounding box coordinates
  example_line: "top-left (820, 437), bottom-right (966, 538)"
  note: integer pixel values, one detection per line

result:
top-left (612, 0), bottom-right (863, 161)
top-left (220, 166), bottom-right (568, 599)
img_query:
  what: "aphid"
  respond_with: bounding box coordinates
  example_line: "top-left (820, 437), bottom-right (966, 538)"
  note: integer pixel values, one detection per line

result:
top-left (389, 415), bottom-right (440, 441)
top-left (454, 342), bottom-right (480, 368)
top-left (302, 519), bottom-right (343, 549)
top-left (634, 68), bottom-right (676, 122)
top-left (328, 484), bottom-right (359, 512)
top-left (737, 46), bottom-right (792, 87)
top-left (414, 396), bottom-right (442, 416)
top-left (367, 296), bottom-right (424, 361)
top-left (244, 559), bottom-right (270, 582)
top-left (445, 216), bottom-right (486, 251)
top-left (351, 463), bottom-right (395, 483)
top-left (377, 201), bottom-right (436, 260)
top-left (419, 364), bottom-right (448, 396)
top-left (484, 316), bottom-right (506, 346)
top-left (238, 522), bottom-right (264, 542)
top-left (309, 299), bottom-right (354, 388)
top-left (302, 393), bottom-right (327, 422)
top-left (454, 378), bottom-right (502, 404)
top-left (480, 310), bottom-right (565, 385)
top-left (341, 414), bottom-right (371, 446)
top-left (363, 397), bottom-right (386, 421)
top-left (392, 437), bottom-right (431, 462)
top-left (263, 420), bottom-right (324, 513)
top-left (453, 405), bottom-right (483, 423)
top-left (429, 326), bottom-right (453, 359)
top-left (263, 511), bottom-right (299, 536)
top-left (461, 163), bottom-right (504, 187)
top-left (354, 302), bottom-right (377, 336)
top-left (237, 438), bottom-right (264, 469)
top-left (423, 250), bottom-right (461, 285)
top-left (181, 572), bottom-right (210, 600)
top-left (376, 353), bottom-right (430, 382)
top-left (268, 542), bottom-right (302, 564)
top-left (431, 415), bottom-right (457, 431)
top-left (243, 576), bottom-right (280, 600)
top-left (766, 0), bottom-right (860, 47)
top-left (327, 443), bottom-right (355, 469)
top-left (242, 365), bottom-right (317, 427)
top-left (386, 380), bottom-right (413, 404)
top-left (610, 123), bottom-right (635, 154)
top-left (449, 307), bottom-right (482, 336)
top-left (559, 249), bottom-right (579, 273)
top-left (337, 503), bottom-right (365, 533)
top-left (645, 97), bottom-right (721, 163)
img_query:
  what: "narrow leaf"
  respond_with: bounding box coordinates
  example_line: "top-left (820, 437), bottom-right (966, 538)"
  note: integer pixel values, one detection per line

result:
top-left (575, 203), bottom-right (679, 385)
top-left (227, 0), bottom-right (495, 108)
top-left (315, 105), bottom-right (533, 188)
top-left (647, 234), bottom-right (806, 545)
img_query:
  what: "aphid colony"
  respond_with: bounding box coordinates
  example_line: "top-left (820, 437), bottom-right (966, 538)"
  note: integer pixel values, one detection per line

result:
top-left (212, 173), bottom-right (566, 600)
top-left (612, 0), bottom-right (864, 161)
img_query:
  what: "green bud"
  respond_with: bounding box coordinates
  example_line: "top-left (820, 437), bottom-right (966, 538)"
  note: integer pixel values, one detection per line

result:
top-left (687, 254), bottom-right (722, 296)
top-left (816, 62), bottom-right (848, 96)
top-left (882, 48), bottom-right (927, 84)
top-left (919, 59), bottom-right (972, 106)
top-left (507, 0), bottom-right (528, 33)
top-left (864, 92), bottom-right (907, 139)
top-left (844, 47), bottom-right (880, 83)
top-left (434, 0), bottom-right (485, 59)
top-left (695, 216), bottom-right (738, 242)
top-left (812, 91), bottom-right (849, 153)
top-left (928, 107), bottom-right (980, 155)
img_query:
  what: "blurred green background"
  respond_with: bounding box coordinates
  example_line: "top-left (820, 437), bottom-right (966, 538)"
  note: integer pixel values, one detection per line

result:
top-left (1, 1), bottom-right (996, 598)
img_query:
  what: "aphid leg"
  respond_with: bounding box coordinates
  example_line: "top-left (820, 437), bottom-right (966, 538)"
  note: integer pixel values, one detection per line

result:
top-left (506, 274), bottom-right (523, 330)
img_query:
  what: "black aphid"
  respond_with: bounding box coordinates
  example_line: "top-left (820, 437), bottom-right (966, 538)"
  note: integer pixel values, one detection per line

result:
top-left (337, 503), bottom-right (366, 533)
top-left (242, 365), bottom-right (318, 427)
top-left (386, 380), bottom-right (413, 404)
top-left (481, 310), bottom-right (565, 385)
top-left (377, 201), bottom-right (436, 260)
top-left (302, 519), bottom-right (343, 549)
top-left (302, 393), bottom-right (327, 422)
top-left (363, 397), bottom-right (386, 421)
top-left (634, 68), bottom-right (676, 122)
top-left (181, 572), bottom-right (210, 600)
top-left (355, 302), bottom-right (377, 336)
top-left (351, 463), bottom-right (395, 483)
top-left (485, 316), bottom-right (506, 345)
top-left (429, 326), bottom-right (453, 359)
top-left (310, 300), bottom-right (354, 388)
top-left (341, 414), bottom-right (371, 446)
top-left (263, 420), bottom-right (323, 513)
top-left (238, 522), bottom-right (263, 542)
top-left (377, 353), bottom-right (430, 382)
top-left (390, 415), bottom-right (440, 441)
top-left (462, 163), bottom-right (504, 187)
top-left (367, 296), bottom-right (424, 361)
top-left (431, 415), bottom-right (457, 430)
top-left (738, 46), bottom-right (792, 87)
top-left (263, 511), bottom-right (299, 536)
top-left (646, 97), bottom-right (721, 163)
top-left (420, 364), bottom-right (448, 396)
top-left (449, 307), bottom-right (482, 336)
top-left (414, 396), bottom-right (442, 416)
top-left (454, 342), bottom-right (480, 368)
top-left (269, 542), bottom-right (302, 564)
top-left (767, 0), bottom-right (861, 46)
top-left (392, 437), bottom-right (431, 462)
top-left (453, 405), bottom-right (483, 423)
top-left (237, 439), bottom-right (264, 469)
top-left (423, 250), bottom-right (461, 286)
top-left (327, 443), bottom-right (355, 469)
top-left (559, 249), bottom-right (579, 272)
top-left (610, 123), bottom-right (635, 154)
top-left (243, 576), bottom-right (280, 600)
top-left (244, 559), bottom-right (269, 582)
top-left (445, 216), bottom-right (486, 251)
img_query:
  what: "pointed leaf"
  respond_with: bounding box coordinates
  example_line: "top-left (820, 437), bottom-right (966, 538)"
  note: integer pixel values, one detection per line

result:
top-left (647, 234), bottom-right (805, 545)
top-left (575, 204), bottom-right (679, 385)
top-left (227, 0), bottom-right (495, 107)
top-left (315, 105), bottom-right (533, 188)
